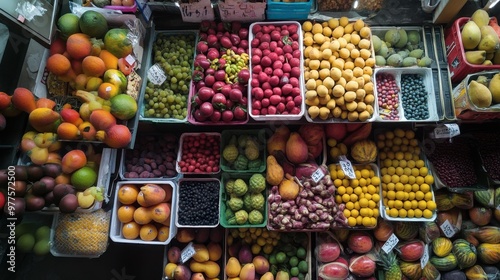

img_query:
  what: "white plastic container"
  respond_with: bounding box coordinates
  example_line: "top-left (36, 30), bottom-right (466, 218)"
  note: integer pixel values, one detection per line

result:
top-left (175, 132), bottom-right (221, 175)
top-left (371, 26), bottom-right (429, 68)
top-left (109, 180), bottom-right (177, 245)
top-left (139, 30), bottom-right (199, 124)
top-left (175, 178), bottom-right (221, 228)
top-left (248, 21), bottom-right (305, 121)
top-left (374, 67), bottom-right (439, 122)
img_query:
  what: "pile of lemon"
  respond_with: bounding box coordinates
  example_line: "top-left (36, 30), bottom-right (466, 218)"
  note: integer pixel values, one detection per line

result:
top-left (377, 128), bottom-right (437, 219)
top-left (330, 164), bottom-right (381, 227)
top-left (227, 228), bottom-right (280, 255)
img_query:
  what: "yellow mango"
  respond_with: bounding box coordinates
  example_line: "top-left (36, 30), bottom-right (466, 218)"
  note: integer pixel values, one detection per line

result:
top-left (190, 260), bottom-right (220, 279)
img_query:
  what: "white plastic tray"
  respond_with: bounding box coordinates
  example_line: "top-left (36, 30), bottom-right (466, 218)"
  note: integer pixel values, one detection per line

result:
top-left (248, 21), bottom-right (305, 121)
top-left (175, 132), bottom-right (221, 175)
top-left (175, 178), bottom-right (221, 228)
top-left (139, 30), bottom-right (199, 124)
top-left (109, 180), bottom-right (177, 245)
top-left (119, 133), bottom-right (181, 181)
top-left (374, 67), bottom-right (439, 122)
top-left (370, 26), bottom-right (429, 68)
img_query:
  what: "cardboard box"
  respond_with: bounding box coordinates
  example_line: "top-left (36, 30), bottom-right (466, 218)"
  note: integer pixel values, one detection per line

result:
top-left (433, 0), bottom-right (467, 24)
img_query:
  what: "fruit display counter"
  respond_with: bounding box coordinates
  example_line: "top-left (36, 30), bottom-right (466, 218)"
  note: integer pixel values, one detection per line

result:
top-left (2, 1), bottom-right (500, 280)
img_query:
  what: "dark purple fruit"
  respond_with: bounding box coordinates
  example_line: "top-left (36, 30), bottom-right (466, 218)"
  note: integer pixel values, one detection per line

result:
top-left (42, 163), bottom-right (62, 178)
top-left (3, 197), bottom-right (25, 218)
top-left (13, 181), bottom-right (27, 197)
top-left (14, 166), bottom-right (28, 181)
top-left (25, 194), bottom-right (45, 211)
top-left (52, 184), bottom-right (75, 205)
top-left (0, 169), bottom-right (8, 187)
top-left (44, 191), bottom-right (55, 207)
top-left (58, 194), bottom-right (78, 213)
top-left (27, 165), bottom-right (44, 181)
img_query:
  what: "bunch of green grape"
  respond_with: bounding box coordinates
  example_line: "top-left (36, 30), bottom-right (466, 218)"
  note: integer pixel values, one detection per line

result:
top-left (143, 33), bottom-right (195, 120)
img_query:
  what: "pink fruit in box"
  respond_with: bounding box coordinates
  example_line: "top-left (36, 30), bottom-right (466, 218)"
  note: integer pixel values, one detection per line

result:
top-left (238, 244), bottom-right (253, 264)
top-left (396, 240), bottom-right (425, 262)
top-left (348, 254), bottom-right (376, 278)
top-left (316, 240), bottom-right (342, 263)
top-left (347, 231), bottom-right (373, 254)
top-left (318, 262), bottom-right (349, 280)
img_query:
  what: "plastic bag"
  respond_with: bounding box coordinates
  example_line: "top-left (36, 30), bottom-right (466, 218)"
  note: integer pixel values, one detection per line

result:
top-left (15, 0), bottom-right (47, 21)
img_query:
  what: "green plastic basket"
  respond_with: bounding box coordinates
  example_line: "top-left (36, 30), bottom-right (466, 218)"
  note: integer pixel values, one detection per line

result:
top-left (220, 129), bottom-right (267, 173)
top-left (219, 172), bottom-right (267, 228)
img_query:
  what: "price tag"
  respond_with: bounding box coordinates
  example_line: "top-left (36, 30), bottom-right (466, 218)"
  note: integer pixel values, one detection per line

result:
top-left (440, 219), bottom-right (456, 238)
top-left (180, 242), bottom-right (196, 264)
top-left (311, 168), bottom-right (325, 183)
top-left (179, 0), bottom-right (215, 23)
top-left (421, 244), bottom-right (429, 269)
top-left (434, 123), bottom-right (460, 139)
top-left (339, 156), bottom-right (356, 179)
top-left (382, 233), bottom-right (399, 254)
top-left (218, 0), bottom-right (266, 22)
top-left (147, 64), bottom-right (167, 85)
top-left (496, 204), bottom-right (500, 211)
top-left (125, 54), bottom-right (136, 66)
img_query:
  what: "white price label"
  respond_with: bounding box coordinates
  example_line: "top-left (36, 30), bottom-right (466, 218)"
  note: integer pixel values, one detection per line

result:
top-left (339, 156), bottom-right (356, 179)
top-left (496, 204), bottom-right (500, 211)
top-left (179, 0), bottom-right (215, 23)
top-left (311, 168), bottom-right (325, 183)
top-left (382, 233), bottom-right (399, 254)
top-left (218, 0), bottom-right (266, 21)
top-left (180, 242), bottom-right (196, 264)
top-left (421, 244), bottom-right (429, 269)
top-left (440, 219), bottom-right (456, 238)
top-left (147, 64), bottom-right (167, 85)
top-left (125, 54), bottom-right (136, 66)
top-left (434, 123), bottom-right (460, 139)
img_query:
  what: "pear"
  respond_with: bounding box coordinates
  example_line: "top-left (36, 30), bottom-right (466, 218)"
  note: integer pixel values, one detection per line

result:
top-left (488, 73), bottom-right (500, 103)
top-left (468, 80), bottom-right (492, 108)
top-left (461, 20), bottom-right (482, 50)
top-left (478, 25), bottom-right (500, 52)
top-left (465, 50), bottom-right (486, 64)
top-left (471, 9), bottom-right (490, 28)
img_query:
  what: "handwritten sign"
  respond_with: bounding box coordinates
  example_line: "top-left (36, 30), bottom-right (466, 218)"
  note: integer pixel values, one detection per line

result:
top-left (147, 64), bottom-right (167, 85)
top-left (421, 244), bottom-right (429, 269)
top-left (434, 123), bottom-right (460, 139)
top-left (339, 156), bottom-right (356, 179)
top-left (440, 219), bottom-right (456, 238)
top-left (180, 242), bottom-right (196, 264)
top-left (218, 0), bottom-right (266, 22)
top-left (382, 233), bottom-right (399, 254)
top-left (180, 0), bottom-right (215, 23)
top-left (311, 168), bottom-right (325, 183)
